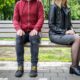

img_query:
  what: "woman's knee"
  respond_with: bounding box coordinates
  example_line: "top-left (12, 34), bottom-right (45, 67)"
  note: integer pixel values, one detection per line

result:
top-left (74, 34), bottom-right (80, 42)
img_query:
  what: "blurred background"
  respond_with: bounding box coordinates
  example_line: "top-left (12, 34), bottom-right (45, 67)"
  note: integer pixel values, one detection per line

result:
top-left (0, 0), bottom-right (80, 20)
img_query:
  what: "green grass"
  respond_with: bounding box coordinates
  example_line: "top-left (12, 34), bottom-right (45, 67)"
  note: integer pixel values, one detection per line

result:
top-left (0, 38), bottom-right (71, 62)
top-left (0, 48), bottom-right (71, 62)
top-left (0, 38), bottom-right (15, 40)
top-left (0, 38), bottom-right (49, 41)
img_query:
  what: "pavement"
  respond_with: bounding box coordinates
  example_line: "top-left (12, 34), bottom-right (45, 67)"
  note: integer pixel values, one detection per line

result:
top-left (0, 61), bottom-right (80, 80)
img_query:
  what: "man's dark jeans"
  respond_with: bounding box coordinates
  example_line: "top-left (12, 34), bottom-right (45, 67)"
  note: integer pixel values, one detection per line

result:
top-left (16, 32), bottom-right (40, 66)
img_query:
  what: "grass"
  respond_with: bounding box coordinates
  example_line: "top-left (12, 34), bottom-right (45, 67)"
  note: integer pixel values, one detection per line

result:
top-left (0, 38), bottom-right (49, 41)
top-left (0, 38), bottom-right (71, 62)
top-left (0, 38), bottom-right (15, 40)
top-left (0, 47), bottom-right (71, 62)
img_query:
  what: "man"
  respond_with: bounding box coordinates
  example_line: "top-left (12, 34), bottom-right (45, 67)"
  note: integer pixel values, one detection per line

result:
top-left (13, 0), bottom-right (44, 77)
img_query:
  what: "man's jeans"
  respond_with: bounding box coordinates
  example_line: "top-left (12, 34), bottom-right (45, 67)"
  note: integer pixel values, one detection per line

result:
top-left (16, 32), bottom-right (40, 66)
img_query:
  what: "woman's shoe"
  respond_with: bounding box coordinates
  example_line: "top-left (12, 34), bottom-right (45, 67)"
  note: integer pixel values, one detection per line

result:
top-left (77, 66), bottom-right (80, 71)
top-left (69, 67), bottom-right (80, 76)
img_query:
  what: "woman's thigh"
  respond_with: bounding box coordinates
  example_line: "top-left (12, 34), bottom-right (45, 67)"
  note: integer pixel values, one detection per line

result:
top-left (50, 34), bottom-right (75, 45)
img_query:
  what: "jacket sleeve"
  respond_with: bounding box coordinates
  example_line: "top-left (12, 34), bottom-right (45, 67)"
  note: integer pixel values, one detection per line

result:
top-left (34, 1), bottom-right (44, 32)
top-left (67, 10), bottom-right (72, 30)
top-left (49, 5), bottom-right (65, 33)
top-left (13, 2), bottom-right (21, 31)
top-left (48, 5), bottom-right (57, 31)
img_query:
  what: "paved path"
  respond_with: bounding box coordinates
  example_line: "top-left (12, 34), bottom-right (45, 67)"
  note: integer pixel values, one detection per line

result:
top-left (0, 61), bottom-right (80, 80)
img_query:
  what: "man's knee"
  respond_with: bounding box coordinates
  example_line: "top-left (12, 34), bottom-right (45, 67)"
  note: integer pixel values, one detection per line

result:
top-left (16, 35), bottom-right (24, 44)
top-left (29, 35), bottom-right (40, 44)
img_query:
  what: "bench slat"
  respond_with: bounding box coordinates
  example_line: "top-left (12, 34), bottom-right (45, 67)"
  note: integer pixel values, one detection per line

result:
top-left (0, 28), bottom-right (49, 33)
top-left (0, 28), bottom-right (80, 33)
top-left (0, 24), bottom-right (14, 28)
top-left (0, 41), bottom-right (70, 47)
top-left (0, 33), bottom-right (49, 38)
top-left (0, 24), bottom-right (80, 28)
top-left (0, 33), bottom-right (16, 38)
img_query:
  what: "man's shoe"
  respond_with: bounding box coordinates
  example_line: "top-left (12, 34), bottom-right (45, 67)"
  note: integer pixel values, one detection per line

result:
top-left (29, 66), bottom-right (37, 77)
top-left (15, 66), bottom-right (24, 77)
top-left (69, 66), bottom-right (80, 76)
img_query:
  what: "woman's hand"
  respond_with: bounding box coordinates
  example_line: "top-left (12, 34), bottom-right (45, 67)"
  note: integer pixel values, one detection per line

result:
top-left (65, 30), bottom-right (75, 35)
top-left (17, 29), bottom-right (25, 36)
top-left (29, 29), bottom-right (38, 36)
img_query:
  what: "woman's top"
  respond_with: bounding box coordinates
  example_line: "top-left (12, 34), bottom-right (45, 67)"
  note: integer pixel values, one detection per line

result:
top-left (49, 4), bottom-right (72, 34)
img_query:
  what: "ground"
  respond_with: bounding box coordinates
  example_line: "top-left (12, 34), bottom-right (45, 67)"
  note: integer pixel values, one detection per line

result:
top-left (0, 47), bottom-right (80, 80)
top-left (0, 62), bottom-right (80, 80)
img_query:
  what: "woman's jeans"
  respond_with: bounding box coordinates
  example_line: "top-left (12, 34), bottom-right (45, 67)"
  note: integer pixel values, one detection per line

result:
top-left (16, 32), bottom-right (40, 66)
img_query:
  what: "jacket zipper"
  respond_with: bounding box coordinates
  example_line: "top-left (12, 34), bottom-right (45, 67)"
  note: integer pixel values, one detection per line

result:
top-left (28, 1), bottom-right (30, 31)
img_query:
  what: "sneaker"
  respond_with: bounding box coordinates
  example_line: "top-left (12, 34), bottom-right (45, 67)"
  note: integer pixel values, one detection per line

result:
top-left (29, 66), bottom-right (37, 77)
top-left (15, 66), bottom-right (24, 77)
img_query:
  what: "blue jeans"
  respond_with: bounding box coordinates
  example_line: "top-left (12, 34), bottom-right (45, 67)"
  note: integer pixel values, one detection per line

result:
top-left (16, 32), bottom-right (40, 66)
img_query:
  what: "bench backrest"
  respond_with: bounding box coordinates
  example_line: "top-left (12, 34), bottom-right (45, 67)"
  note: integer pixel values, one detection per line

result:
top-left (0, 20), bottom-right (80, 38)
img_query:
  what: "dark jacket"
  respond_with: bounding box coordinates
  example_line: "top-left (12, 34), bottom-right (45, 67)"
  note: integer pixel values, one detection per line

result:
top-left (13, 0), bottom-right (44, 32)
top-left (48, 4), bottom-right (72, 35)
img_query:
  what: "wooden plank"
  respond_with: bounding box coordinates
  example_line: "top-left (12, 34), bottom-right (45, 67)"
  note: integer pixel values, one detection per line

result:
top-left (0, 20), bottom-right (80, 23)
top-left (0, 20), bottom-right (80, 24)
top-left (0, 41), bottom-right (70, 47)
top-left (0, 33), bottom-right (16, 38)
top-left (0, 21), bottom-right (12, 23)
top-left (0, 29), bottom-right (80, 38)
top-left (0, 30), bottom-right (49, 33)
top-left (0, 24), bottom-right (80, 30)
top-left (0, 20), bottom-right (47, 24)
top-left (0, 24), bottom-right (14, 28)
top-left (0, 23), bottom-right (80, 29)
top-left (0, 25), bottom-right (80, 31)
top-left (0, 24), bottom-right (49, 28)
top-left (72, 24), bottom-right (80, 28)
top-left (0, 33), bottom-right (48, 38)
top-left (0, 29), bottom-right (16, 33)
top-left (40, 33), bottom-right (49, 38)
top-left (74, 29), bottom-right (80, 32)
top-left (0, 30), bottom-right (80, 35)
top-left (41, 29), bottom-right (49, 33)
top-left (42, 24), bottom-right (48, 28)
top-left (71, 20), bottom-right (80, 24)
top-left (0, 29), bottom-right (80, 37)
top-left (0, 27), bottom-right (49, 33)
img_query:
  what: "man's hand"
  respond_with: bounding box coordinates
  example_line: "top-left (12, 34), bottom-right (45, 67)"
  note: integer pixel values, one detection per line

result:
top-left (66, 30), bottom-right (75, 35)
top-left (29, 29), bottom-right (38, 36)
top-left (17, 29), bottom-right (25, 36)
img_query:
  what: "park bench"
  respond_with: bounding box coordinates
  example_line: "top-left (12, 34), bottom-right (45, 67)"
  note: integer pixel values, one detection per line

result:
top-left (0, 20), bottom-right (80, 47)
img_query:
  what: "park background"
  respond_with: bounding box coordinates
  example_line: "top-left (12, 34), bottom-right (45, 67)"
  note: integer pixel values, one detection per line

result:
top-left (0, 0), bottom-right (80, 62)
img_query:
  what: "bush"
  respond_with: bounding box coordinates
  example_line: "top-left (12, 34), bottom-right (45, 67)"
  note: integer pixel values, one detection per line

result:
top-left (68, 0), bottom-right (80, 20)
top-left (0, 0), bottom-right (14, 20)
top-left (0, 0), bottom-right (80, 20)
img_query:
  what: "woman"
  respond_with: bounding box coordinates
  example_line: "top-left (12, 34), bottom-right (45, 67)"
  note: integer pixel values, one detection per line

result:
top-left (13, 0), bottom-right (44, 77)
top-left (49, 0), bottom-right (80, 76)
